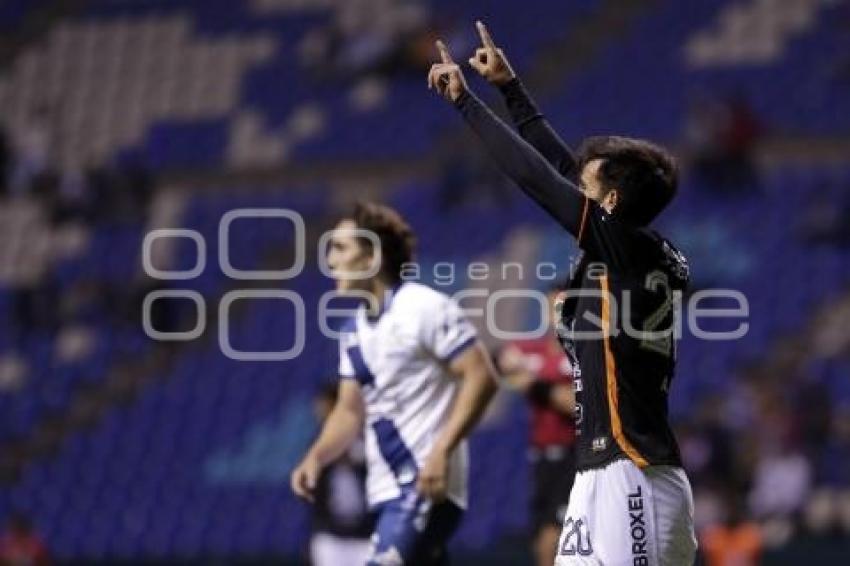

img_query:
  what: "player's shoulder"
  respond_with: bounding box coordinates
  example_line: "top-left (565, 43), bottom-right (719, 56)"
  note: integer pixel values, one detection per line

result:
top-left (394, 281), bottom-right (454, 310)
top-left (643, 229), bottom-right (690, 284)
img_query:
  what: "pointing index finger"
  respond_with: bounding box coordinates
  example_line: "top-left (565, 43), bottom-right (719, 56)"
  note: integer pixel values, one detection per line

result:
top-left (476, 20), bottom-right (496, 49)
top-left (436, 40), bottom-right (453, 63)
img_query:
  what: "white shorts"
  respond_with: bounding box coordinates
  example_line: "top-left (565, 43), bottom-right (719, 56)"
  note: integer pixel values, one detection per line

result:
top-left (310, 532), bottom-right (372, 566)
top-left (555, 459), bottom-right (697, 566)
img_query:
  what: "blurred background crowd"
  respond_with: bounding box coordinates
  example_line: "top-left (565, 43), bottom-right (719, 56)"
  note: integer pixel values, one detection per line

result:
top-left (0, 0), bottom-right (848, 564)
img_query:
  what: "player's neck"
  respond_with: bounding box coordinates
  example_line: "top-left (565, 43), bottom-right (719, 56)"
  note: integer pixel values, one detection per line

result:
top-left (366, 278), bottom-right (398, 318)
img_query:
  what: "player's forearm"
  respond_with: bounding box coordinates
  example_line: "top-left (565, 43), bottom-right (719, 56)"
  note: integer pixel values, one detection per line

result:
top-left (307, 405), bottom-right (362, 466)
top-left (499, 78), bottom-right (577, 177)
top-left (433, 357), bottom-right (498, 455)
top-left (527, 381), bottom-right (575, 416)
top-left (455, 91), bottom-right (586, 235)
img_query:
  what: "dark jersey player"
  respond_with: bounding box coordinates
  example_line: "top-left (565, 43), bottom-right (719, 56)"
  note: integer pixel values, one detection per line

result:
top-left (428, 22), bottom-right (697, 565)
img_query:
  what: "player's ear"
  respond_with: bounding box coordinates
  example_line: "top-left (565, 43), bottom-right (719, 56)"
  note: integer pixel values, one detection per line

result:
top-left (364, 251), bottom-right (387, 284)
top-left (602, 188), bottom-right (620, 214)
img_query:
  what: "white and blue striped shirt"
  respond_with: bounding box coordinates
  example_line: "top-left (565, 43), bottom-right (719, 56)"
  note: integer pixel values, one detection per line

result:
top-left (338, 282), bottom-right (477, 508)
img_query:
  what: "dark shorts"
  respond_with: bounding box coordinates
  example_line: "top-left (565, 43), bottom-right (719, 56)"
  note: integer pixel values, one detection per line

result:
top-left (368, 487), bottom-right (464, 566)
top-left (531, 447), bottom-right (577, 533)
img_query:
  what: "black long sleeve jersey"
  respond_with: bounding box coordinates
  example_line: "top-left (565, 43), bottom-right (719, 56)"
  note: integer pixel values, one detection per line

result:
top-left (456, 81), bottom-right (689, 471)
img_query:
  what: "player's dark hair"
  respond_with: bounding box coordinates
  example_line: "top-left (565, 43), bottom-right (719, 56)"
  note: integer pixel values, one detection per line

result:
top-left (576, 136), bottom-right (678, 226)
top-left (349, 201), bottom-right (416, 284)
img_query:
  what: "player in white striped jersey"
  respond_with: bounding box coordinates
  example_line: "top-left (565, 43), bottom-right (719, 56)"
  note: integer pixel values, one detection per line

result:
top-left (291, 201), bottom-right (498, 565)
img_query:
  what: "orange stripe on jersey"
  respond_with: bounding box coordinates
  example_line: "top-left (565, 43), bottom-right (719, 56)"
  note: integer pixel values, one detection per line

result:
top-left (600, 274), bottom-right (649, 468)
top-left (577, 197), bottom-right (589, 245)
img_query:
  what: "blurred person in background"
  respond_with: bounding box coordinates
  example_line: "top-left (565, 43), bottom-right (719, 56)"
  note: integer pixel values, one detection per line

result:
top-left (308, 383), bottom-right (376, 566)
top-left (747, 431), bottom-right (812, 523)
top-left (685, 92), bottom-right (762, 195)
top-left (498, 286), bottom-right (576, 566)
top-left (291, 201), bottom-right (498, 564)
top-left (0, 513), bottom-right (50, 566)
top-left (298, 0), bottom-right (430, 80)
top-left (8, 105), bottom-right (53, 197)
top-left (718, 94), bottom-right (762, 192)
top-left (700, 491), bottom-right (762, 566)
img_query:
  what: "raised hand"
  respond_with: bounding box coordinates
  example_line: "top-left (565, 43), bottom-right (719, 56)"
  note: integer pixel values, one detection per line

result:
top-left (428, 39), bottom-right (469, 103)
top-left (468, 20), bottom-right (516, 87)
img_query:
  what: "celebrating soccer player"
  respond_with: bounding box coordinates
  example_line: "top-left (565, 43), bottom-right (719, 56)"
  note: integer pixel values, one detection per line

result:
top-left (428, 22), bottom-right (697, 565)
top-left (290, 201), bottom-right (499, 565)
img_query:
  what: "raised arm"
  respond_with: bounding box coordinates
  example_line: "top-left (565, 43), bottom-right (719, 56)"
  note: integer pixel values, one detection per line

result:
top-left (499, 79), bottom-right (577, 177)
top-left (469, 21), bottom-right (577, 178)
top-left (459, 90), bottom-right (588, 237)
top-left (429, 40), bottom-right (589, 238)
